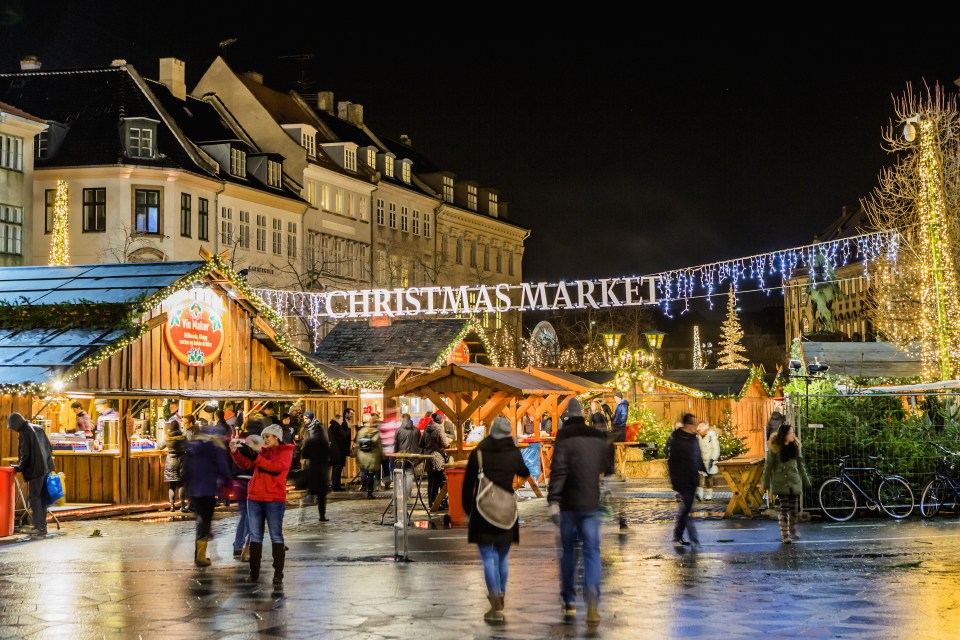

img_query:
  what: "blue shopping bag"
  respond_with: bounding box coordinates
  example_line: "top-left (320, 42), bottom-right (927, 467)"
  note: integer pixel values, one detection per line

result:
top-left (44, 472), bottom-right (64, 507)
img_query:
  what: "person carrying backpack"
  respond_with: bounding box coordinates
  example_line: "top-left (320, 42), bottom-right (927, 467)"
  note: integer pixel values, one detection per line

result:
top-left (354, 415), bottom-right (383, 498)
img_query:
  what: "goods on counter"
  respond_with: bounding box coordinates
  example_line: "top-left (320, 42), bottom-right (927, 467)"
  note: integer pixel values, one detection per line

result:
top-left (49, 432), bottom-right (90, 452)
top-left (130, 436), bottom-right (156, 451)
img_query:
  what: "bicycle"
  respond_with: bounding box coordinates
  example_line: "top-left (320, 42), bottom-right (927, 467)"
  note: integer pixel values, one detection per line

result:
top-left (817, 455), bottom-right (914, 521)
top-left (919, 443), bottom-right (960, 518)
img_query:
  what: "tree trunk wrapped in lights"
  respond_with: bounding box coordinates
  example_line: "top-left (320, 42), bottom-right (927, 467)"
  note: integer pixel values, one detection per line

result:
top-left (864, 83), bottom-right (960, 381)
top-left (717, 285), bottom-right (749, 369)
top-left (48, 180), bottom-right (70, 266)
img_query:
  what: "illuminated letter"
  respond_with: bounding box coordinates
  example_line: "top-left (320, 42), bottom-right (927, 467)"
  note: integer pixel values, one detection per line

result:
top-left (576, 280), bottom-right (599, 309)
top-left (552, 282), bottom-right (573, 309)
top-left (405, 287), bottom-right (422, 315)
top-left (600, 278), bottom-right (621, 306)
top-left (495, 284), bottom-right (512, 312)
top-left (325, 291), bottom-right (346, 319)
top-left (624, 278), bottom-right (641, 305)
top-left (520, 282), bottom-right (550, 310)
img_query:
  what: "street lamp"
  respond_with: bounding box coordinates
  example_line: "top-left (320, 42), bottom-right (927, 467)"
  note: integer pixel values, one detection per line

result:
top-left (601, 331), bottom-right (624, 369)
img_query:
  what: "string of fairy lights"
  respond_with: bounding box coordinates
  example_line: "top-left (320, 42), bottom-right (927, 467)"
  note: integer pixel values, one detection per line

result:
top-left (48, 180), bottom-right (70, 266)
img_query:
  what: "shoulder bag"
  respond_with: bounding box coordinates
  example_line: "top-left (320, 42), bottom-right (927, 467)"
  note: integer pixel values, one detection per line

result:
top-left (475, 449), bottom-right (518, 529)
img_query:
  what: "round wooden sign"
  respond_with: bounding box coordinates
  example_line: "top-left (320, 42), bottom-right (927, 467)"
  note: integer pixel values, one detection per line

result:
top-left (163, 299), bottom-right (225, 367)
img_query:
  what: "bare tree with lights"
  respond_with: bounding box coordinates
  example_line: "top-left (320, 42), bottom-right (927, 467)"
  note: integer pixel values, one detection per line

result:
top-left (717, 285), bottom-right (749, 369)
top-left (863, 82), bottom-right (960, 381)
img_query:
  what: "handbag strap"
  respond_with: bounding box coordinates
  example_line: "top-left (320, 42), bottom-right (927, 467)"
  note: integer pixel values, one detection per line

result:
top-left (477, 449), bottom-right (484, 475)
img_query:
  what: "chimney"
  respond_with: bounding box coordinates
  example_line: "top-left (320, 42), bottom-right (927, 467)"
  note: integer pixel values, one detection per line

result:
top-left (369, 315), bottom-right (392, 328)
top-left (243, 71), bottom-right (264, 84)
top-left (337, 101), bottom-right (363, 126)
top-left (19, 55), bottom-right (41, 71)
top-left (110, 59), bottom-right (127, 67)
top-left (159, 57), bottom-right (186, 100)
top-left (399, 134), bottom-right (412, 147)
top-left (317, 91), bottom-right (335, 115)
top-left (337, 100), bottom-right (352, 120)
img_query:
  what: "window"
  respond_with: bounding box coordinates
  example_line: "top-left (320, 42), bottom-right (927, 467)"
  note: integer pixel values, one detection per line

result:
top-left (508, 251), bottom-right (514, 276)
top-left (483, 244), bottom-right (490, 271)
top-left (367, 148), bottom-right (376, 167)
top-left (230, 148), bottom-right (246, 177)
top-left (256, 215), bottom-right (267, 252)
top-left (272, 218), bottom-right (282, 255)
top-left (347, 193), bottom-right (355, 218)
top-left (0, 204), bottom-right (23, 255)
top-left (412, 210), bottom-right (420, 235)
top-left (268, 160), bottom-right (282, 187)
top-left (345, 148), bottom-right (356, 171)
top-left (423, 212), bottom-right (431, 238)
top-left (335, 188), bottom-right (343, 214)
top-left (198, 198), bottom-right (209, 241)
top-left (345, 242), bottom-right (355, 278)
top-left (377, 250), bottom-right (387, 285)
top-left (44, 189), bottom-right (55, 234)
top-left (442, 177), bottom-right (454, 203)
top-left (489, 193), bottom-right (498, 216)
top-left (376, 199), bottom-right (384, 226)
top-left (467, 185), bottom-right (477, 211)
top-left (496, 247), bottom-right (502, 273)
top-left (239, 210), bottom-right (250, 249)
top-left (134, 189), bottom-right (160, 234)
top-left (180, 193), bottom-right (192, 237)
top-left (400, 259), bottom-right (409, 287)
top-left (82, 188), bottom-right (106, 232)
top-left (129, 127), bottom-right (154, 158)
top-left (470, 240), bottom-right (477, 267)
top-left (359, 196), bottom-right (368, 221)
top-left (306, 230), bottom-right (319, 270)
top-left (388, 203), bottom-right (397, 229)
top-left (359, 244), bottom-right (369, 281)
top-left (384, 156), bottom-right (394, 178)
top-left (334, 239), bottom-right (344, 276)
top-left (455, 237), bottom-right (463, 265)
top-left (220, 207), bottom-right (234, 244)
top-left (321, 235), bottom-right (331, 272)
top-left (287, 221), bottom-right (297, 258)
top-left (35, 130), bottom-right (48, 160)
top-left (321, 184), bottom-right (330, 210)
top-left (306, 180), bottom-right (318, 207)
top-left (401, 162), bottom-right (411, 183)
top-left (0, 134), bottom-right (23, 171)
top-left (400, 206), bottom-right (409, 232)
top-left (301, 132), bottom-right (315, 157)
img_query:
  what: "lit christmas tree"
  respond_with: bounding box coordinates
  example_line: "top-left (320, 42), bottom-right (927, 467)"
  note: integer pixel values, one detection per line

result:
top-left (48, 179), bottom-right (70, 265)
top-left (717, 285), bottom-right (749, 369)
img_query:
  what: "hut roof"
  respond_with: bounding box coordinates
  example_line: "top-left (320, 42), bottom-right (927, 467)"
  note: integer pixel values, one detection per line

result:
top-left (660, 369), bottom-right (754, 396)
top-left (800, 341), bottom-right (921, 378)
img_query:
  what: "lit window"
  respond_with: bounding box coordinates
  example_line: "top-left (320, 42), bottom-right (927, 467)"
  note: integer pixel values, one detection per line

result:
top-left (0, 204), bottom-right (23, 255)
top-left (401, 206), bottom-right (409, 232)
top-left (321, 184), bottom-right (330, 210)
top-left (384, 156), bottom-right (394, 178)
top-left (389, 203), bottom-right (397, 229)
top-left (335, 188), bottom-right (343, 214)
top-left (442, 177), bottom-right (453, 203)
top-left (347, 192), bottom-right (355, 218)
top-left (467, 185), bottom-right (477, 211)
top-left (230, 148), bottom-right (246, 177)
top-left (306, 180), bottom-right (318, 206)
top-left (134, 189), bottom-right (160, 234)
top-left (129, 127), bottom-right (154, 158)
top-left (376, 199), bottom-right (385, 226)
top-left (359, 196), bottom-right (368, 221)
top-left (412, 210), bottom-right (420, 235)
top-left (402, 162), bottom-right (411, 183)
top-left (489, 193), bottom-right (498, 216)
top-left (367, 148), bottom-right (376, 167)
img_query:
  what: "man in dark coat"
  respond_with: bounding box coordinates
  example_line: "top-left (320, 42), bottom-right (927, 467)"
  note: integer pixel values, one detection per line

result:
top-left (329, 409), bottom-right (352, 491)
top-left (548, 398), bottom-right (614, 624)
top-left (183, 428), bottom-right (233, 566)
top-left (667, 412), bottom-right (706, 550)
top-left (301, 419), bottom-right (331, 521)
top-left (7, 412), bottom-right (55, 537)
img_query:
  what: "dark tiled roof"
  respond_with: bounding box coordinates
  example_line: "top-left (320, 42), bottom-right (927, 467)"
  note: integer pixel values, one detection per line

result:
top-left (0, 67), bottom-right (208, 175)
top-left (146, 78), bottom-right (238, 145)
top-left (817, 205), bottom-right (874, 242)
top-left (0, 327), bottom-right (129, 385)
top-left (0, 261), bottom-right (204, 306)
top-left (570, 371), bottom-right (617, 385)
top-left (313, 319), bottom-right (476, 368)
top-left (379, 135), bottom-right (442, 173)
top-left (661, 369), bottom-right (753, 396)
top-left (314, 109), bottom-right (379, 148)
top-left (297, 349), bottom-right (379, 383)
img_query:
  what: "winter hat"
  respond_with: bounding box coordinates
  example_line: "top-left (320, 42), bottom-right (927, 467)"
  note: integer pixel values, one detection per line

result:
top-left (490, 416), bottom-right (513, 439)
top-left (563, 398), bottom-right (584, 419)
top-left (6, 412), bottom-right (27, 430)
top-left (261, 425), bottom-right (283, 441)
top-left (304, 410), bottom-right (315, 420)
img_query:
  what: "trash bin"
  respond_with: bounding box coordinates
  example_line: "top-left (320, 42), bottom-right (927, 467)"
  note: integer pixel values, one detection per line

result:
top-left (0, 467), bottom-right (15, 537)
top-left (444, 465), bottom-right (468, 526)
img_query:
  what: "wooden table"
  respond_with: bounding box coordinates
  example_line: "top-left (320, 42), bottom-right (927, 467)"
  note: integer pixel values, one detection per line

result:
top-left (717, 456), bottom-right (766, 518)
top-left (613, 442), bottom-right (643, 481)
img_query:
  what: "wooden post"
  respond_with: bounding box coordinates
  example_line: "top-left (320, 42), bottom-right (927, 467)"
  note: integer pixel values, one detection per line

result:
top-left (118, 397), bottom-right (129, 504)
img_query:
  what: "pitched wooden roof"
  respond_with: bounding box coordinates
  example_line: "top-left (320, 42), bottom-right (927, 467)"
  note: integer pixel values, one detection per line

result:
top-left (388, 363), bottom-right (571, 398)
top-left (660, 369), bottom-right (754, 396)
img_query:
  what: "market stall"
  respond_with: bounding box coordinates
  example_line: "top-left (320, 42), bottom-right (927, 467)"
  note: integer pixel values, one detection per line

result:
top-left (0, 255), bottom-right (363, 509)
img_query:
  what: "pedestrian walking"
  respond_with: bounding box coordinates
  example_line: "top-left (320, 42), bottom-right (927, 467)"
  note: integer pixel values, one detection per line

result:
top-left (229, 424), bottom-right (294, 584)
top-left (762, 422), bottom-right (811, 544)
top-left (6, 412), bottom-right (55, 537)
top-left (354, 415), bottom-right (384, 498)
top-left (668, 413), bottom-right (705, 551)
top-left (230, 420), bottom-right (262, 561)
top-left (610, 391), bottom-right (629, 443)
top-left (329, 410), bottom-right (352, 491)
top-left (696, 420), bottom-right (721, 500)
top-left (547, 398), bottom-right (614, 624)
top-left (159, 419), bottom-right (187, 511)
top-left (462, 415), bottom-right (530, 625)
top-left (377, 410), bottom-right (399, 490)
top-left (301, 414), bottom-right (331, 522)
top-left (764, 411), bottom-right (786, 444)
top-left (183, 426), bottom-right (233, 566)
top-left (421, 412), bottom-right (450, 507)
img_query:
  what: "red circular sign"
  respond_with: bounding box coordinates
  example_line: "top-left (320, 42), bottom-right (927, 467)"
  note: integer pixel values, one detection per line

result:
top-left (163, 299), bottom-right (225, 367)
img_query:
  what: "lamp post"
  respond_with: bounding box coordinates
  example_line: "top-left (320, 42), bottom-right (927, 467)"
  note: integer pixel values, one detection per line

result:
top-left (601, 331), bottom-right (624, 369)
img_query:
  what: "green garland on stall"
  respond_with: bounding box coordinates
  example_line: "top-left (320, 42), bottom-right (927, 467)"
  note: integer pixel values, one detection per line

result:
top-left (272, 332), bottom-right (382, 392)
top-left (654, 366), bottom-right (776, 401)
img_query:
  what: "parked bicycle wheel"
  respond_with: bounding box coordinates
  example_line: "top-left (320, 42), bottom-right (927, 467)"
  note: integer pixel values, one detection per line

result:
top-left (877, 476), bottom-right (914, 519)
top-left (920, 478), bottom-right (946, 518)
top-left (819, 478), bottom-right (857, 521)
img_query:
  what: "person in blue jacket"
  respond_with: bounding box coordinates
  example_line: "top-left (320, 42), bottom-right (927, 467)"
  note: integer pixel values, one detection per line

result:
top-left (183, 426), bottom-right (233, 566)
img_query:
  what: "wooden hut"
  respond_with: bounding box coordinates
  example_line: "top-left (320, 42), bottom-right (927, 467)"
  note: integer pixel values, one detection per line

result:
top-left (0, 256), bottom-right (362, 509)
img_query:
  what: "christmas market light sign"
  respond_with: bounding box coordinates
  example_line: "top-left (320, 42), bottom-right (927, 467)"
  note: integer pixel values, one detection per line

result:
top-left (323, 277), bottom-right (660, 319)
top-left (164, 299), bottom-right (225, 366)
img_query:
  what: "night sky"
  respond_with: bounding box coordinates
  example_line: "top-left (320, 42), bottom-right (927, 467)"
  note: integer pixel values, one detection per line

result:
top-left (3, 5), bottom-right (959, 317)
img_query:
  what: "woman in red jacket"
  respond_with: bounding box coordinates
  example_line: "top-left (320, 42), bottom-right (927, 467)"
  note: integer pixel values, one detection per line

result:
top-left (230, 424), bottom-right (294, 584)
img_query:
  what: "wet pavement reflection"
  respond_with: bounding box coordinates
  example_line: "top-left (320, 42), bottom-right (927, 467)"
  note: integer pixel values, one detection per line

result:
top-left (1, 491), bottom-right (959, 639)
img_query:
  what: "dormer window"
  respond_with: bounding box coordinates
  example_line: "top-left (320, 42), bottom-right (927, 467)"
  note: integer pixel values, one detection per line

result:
top-left (230, 148), bottom-right (246, 177)
top-left (488, 193), bottom-right (498, 216)
top-left (345, 148), bottom-right (356, 171)
top-left (367, 148), bottom-right (376, 167)
top-left (122, 118), bottom-right (158, 159)
top-left (268, 160), bottom-right (282, 187)
top-left (35, 130), bottom-right (48, 160)
top-left (301, 132), bottom-right (316, 158)
top-left (467, 185), bottom-right (478, 211)
top-left (384, 155), bottom-right (394, 178)
top-left (401, 161), bottom-right (411, 183)
top-left (442, 176), bottom-right (454, 203)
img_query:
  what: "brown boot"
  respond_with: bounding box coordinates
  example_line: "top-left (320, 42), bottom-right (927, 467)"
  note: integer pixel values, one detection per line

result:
top-left (246, 542), bottom-right (262, 582)
top-left (194, 539), bottom-right (211, 567)
top-left (586, 601), bottom-right (600, 624)
top-left (240, 542), bottom-right (250, 562)
top-left (484, 595), bottom-right (505, 624)
top-left (271, 543), bottom-right (286, 584)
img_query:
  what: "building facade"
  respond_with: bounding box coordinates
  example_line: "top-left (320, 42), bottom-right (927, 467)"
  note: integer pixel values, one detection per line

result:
top-left (0, 100), bottom-right (46, 267)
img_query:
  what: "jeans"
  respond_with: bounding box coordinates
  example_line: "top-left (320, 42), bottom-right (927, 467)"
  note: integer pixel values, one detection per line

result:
top-left (232, 497), bottom-right (249, 552)
top-left (380, 457), bottom-right (394, 486)
top-left (478, 542), bottom-right (511, 596)
top-left (191, 495), bottom-right (216, 541)
top-left (673, 486), bottom-right (699, 543)
top-left (27, 475), bottom-right (47, 534)
top-left (247, 500), bottom-right (285, 544)
top-left (559, 510), bottom-right (601, 606)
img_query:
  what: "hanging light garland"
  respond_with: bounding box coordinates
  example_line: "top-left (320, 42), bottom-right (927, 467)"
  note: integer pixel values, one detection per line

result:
top-left (48, 179), bottom-right (70, 266)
